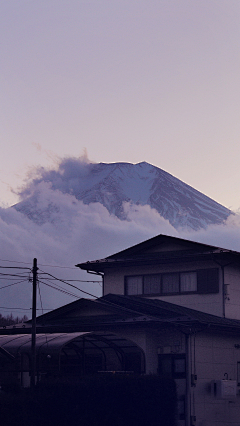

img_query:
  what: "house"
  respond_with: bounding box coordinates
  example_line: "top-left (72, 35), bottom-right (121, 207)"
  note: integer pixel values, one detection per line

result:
top-left (76, 234), bottom-right (240, 426)
top-left (2, 234), bottom-right (240, 426)
top-left (77, 234), bottom-right (240, 320)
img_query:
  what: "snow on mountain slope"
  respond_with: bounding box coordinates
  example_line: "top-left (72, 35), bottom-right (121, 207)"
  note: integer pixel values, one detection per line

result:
top-left (14, 160), bottom-right (231, 230)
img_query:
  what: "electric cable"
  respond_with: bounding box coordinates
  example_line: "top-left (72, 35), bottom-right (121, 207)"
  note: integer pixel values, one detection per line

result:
top-left (38, 279), bottom-right (80, 299)
top-left (38, 276), bottom-right (101, 283)
top-left (0, 262), bottom-right (99, 316)
top-left (0, 279), bottom-right (29, 290)
top-left (0, 273), bottom-right (30, 278)
top-left (0, 277), bottom-right (29, 281)
top-left (39, 275), bottom-right (81, 297)
top-left (37, 282), bottom-right (45, 316)
top-left (38, 269), bottom-right (98, 297)
top-left (38, 263), bottom-right (78, 270)
top-left (0, 259), bottom-right (32, 265)
top-left (0, 307), bottom-right (32, 311)
top-left (0, 306), bottom-right (50, 311)
top-left (0, 266), bottom-right (31, 270)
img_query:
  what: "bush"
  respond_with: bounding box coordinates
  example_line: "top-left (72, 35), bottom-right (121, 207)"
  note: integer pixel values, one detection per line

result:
top-left (0, 375), bottom-right (177, 426)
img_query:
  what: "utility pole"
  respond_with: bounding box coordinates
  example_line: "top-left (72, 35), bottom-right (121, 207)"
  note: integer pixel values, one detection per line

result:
top-left (31, 258), bottom-right (38, 388)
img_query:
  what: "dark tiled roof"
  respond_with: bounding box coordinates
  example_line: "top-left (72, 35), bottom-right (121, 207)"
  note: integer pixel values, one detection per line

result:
top-left (99, 294), bottom-right (240, 330)
top-left (2, 293), bottom-right (240, 335)
top-left (76, 234), bottom-right (240, 272)
top-left (106, 234), bottom-right (224, 259)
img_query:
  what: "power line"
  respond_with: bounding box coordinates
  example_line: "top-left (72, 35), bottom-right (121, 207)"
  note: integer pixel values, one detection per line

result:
top-left (0, 260), bottom-right (32, 266)
top-left (38, 275), bottom-right (101, 283)
top-left (38, 263), bottom-right (77, 270)
top-left (0, 277), bottom-right (29, 281)
top-left (0, 279), bottom-right (29, 290)
top-left (0, 260), bottom-right (99, 316)
top-left (38, 270), bottom-right (98, 298)
top-left (0, 306), bottom-right (51, 311)
top-left (0, 307), bottom-right (33, 311)
top-left (0, 266), bottom-right (31, 270)
top-left (0, 273), bottom-right (30, 278)
top-left (0, 270), bottom-right (29, 275)
top-left (38, 279), bottom-right (80, 299)
top-left (39, 276), bottom-right (80, 298)
top-left (37, 282), bottom-right (45, 316)
top-left (0, 259), bottom-right (77, 270)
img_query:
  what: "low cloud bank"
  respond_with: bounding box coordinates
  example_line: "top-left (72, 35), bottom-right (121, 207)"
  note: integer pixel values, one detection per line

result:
top-left (0, 183), bottom-right (177, 312)
top-left (1, 158), bottom-right (240, 313)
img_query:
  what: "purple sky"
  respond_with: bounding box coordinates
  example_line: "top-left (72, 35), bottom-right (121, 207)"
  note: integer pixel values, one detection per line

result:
top-left (1, 0), bottom-right (240, 210)
top-left (1, 1), bottom-right (240, 314)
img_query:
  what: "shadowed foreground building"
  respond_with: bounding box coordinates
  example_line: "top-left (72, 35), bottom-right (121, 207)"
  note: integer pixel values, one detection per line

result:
top-left (2, 235), bottom-right (240, 426)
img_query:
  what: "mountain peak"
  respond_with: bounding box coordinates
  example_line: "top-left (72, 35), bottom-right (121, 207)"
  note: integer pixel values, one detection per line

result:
top-left (14, 160), bottom-right (231, 230)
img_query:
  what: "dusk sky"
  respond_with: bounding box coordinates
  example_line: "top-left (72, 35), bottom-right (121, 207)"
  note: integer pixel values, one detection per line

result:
top-left (1, 1), bottom-right (240, 314)
top-left (1, 0), bottom-right (240, 210)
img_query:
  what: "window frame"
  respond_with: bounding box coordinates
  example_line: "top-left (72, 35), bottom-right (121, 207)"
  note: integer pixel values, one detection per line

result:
top-left (158, 354), bottom-right (186, 379)
top-left (237, 361), bottom-right (240, 386)
top-left (161, 272), bottom-right (180, 295)
top-left (143, 274), bottom-right (162, 295)
top-left (124, 268), bottom-right (219, 296)
top-left (124, 275), bottom-right (143, 295)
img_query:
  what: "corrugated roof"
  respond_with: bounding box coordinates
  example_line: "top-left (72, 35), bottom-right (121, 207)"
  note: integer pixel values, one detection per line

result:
top-left (0, 332), bottom-right (89, 354)
top-left (0, 332), bottom-right (142, 356)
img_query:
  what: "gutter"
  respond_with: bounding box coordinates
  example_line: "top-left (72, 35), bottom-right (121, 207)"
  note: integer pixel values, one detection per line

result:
top-left (84, 270), bottom-right (104, 296)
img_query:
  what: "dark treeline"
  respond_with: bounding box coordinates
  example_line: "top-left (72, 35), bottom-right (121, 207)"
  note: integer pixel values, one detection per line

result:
top-left (0, 313), bottom-right (28, 326)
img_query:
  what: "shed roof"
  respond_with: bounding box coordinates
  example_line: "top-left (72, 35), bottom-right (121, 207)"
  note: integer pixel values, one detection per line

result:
top-left (0, 333), bottom-right (88, 355)
top-left (0, 331), bottom-right (142, 357)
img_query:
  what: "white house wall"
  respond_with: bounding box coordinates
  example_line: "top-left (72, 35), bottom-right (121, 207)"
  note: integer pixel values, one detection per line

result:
top-left (191, 331), bottom-right (240, 426)
top-left (108, 326), bottom-right (240, 425)
top-left (224, 264), bottom-right (240, 320)
top-left (119, 327), bottom-right (240, 425)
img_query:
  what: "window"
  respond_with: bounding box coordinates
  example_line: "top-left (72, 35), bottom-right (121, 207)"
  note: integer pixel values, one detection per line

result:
top-left (197, 268), bottom-right (219, 294)
top-left (158, 354), bottom-right (186, 422)
top-left (178, 397), bottom-right (186, 421)
top-left (125, 276), bottom-right (143, 295)
top-left (180, 272), bottom-right (197, 292)
top-left (158, 354), bottom-right (186, 379)
top-left (174, 357), bottom-right (186, 374)
top-left (125, 268), bottom-right (219, 296)
top-left (143, 274), bottom-right (161, 294)
top-left (162, 273), bottom-right (179, 294)
top-left (237, 362), bottom-right (240, 386)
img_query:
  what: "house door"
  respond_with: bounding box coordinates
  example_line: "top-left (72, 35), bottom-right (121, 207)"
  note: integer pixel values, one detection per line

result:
top-left (158, 354), bottom-right (186, 426)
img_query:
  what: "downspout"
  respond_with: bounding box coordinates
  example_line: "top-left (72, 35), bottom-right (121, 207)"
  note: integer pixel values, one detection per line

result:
top-left (212, 257), bottom-right (232, 318)
top-left (86, 270), bottom-right (104, 296)
top-left (221, 265), bottom-right (225, 318)
top-left (185, 332), bottom-right (191, 426)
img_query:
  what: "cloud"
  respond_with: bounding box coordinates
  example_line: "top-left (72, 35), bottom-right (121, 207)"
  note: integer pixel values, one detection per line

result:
top-left (181, 213), bottom-right (240, 252)
top-left (17, 156), bottom-right (94, 200)
top-left (0, 183), bottom-right (176, 313)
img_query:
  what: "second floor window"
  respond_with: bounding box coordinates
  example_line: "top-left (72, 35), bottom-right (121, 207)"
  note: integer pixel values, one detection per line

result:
top-left (126, 275), bottom-right (143, 295)
top-left (125, 268), bottom-right (218, 296)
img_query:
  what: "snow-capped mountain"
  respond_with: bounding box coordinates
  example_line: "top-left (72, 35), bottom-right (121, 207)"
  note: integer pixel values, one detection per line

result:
top-left (14, 161), bottom-right (231, 230)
